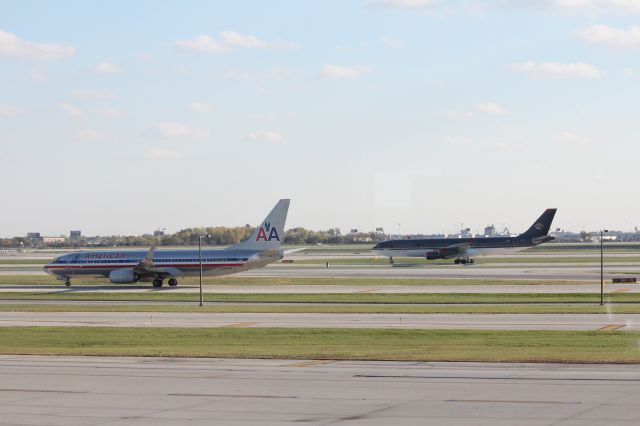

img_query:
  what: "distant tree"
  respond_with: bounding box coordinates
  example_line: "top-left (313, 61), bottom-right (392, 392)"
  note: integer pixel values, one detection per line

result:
top-left (9, 224), bottom-right (387, 248)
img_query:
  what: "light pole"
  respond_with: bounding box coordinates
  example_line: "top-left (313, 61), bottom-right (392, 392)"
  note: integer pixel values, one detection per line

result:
top-left (198, 235), bottom-right (208, 307)
top-left (600, 229), bottom-right (608, 306)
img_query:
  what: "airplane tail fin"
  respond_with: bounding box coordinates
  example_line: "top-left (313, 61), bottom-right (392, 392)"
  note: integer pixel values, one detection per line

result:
top-left (229, 199), bottom-right (290, 251)
top-left (519, 208), bottom-right (557, 238)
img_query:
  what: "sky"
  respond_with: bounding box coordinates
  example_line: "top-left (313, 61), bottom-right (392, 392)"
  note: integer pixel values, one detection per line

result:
top-left (1, 0), bottom-right (639, 237)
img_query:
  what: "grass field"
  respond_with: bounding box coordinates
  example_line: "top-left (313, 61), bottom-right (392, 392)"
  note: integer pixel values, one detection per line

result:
top-left (2, 303), bottom-right (640, 314)
top-left (0, 259), bottom-right (51, 265)
top-left (1, 327), bottom-right (638, 363)
top-left (0, 291), bottom-right (638, 304)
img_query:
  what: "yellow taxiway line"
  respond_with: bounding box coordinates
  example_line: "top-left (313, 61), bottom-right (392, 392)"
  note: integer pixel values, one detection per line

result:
top-left (222, 322), bottom-right (257, 328)
top-left (597, 324), bottom-right (625, 332)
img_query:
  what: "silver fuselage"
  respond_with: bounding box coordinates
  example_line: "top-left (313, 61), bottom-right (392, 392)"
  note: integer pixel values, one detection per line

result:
top-left (43, 248), bottom-right (281, 281)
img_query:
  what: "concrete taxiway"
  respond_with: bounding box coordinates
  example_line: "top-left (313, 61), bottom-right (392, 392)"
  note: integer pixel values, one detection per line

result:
top-left (2, 263), bottom-right (640, 281)
top-left (0, 311), bottom-right (638, 330)
top-left (1, 355), bottom-right (639, 425)
top-left (242, 264), bottom-right (640, 280)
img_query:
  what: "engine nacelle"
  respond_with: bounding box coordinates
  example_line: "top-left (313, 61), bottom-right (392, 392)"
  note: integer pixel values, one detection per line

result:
top-left (426, 247), bottom-right (459, 260)
top-left (109, 268), bottom-right (138, 284)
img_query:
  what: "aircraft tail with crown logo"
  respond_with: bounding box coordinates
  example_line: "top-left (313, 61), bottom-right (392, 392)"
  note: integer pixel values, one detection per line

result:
top-left (518, 208), bottom-right (557, 241)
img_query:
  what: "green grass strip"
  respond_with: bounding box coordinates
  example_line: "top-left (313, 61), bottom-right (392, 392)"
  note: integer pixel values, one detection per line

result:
top-left (0, 259), bottom-right (51, 265)
top-left (1, 292), bottom-right (639, 304)
top-left (1, 327), bottom-right (639, 363)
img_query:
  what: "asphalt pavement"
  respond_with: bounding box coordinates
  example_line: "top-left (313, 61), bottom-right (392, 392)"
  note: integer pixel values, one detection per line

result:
top-left (0, 311), bottom-right (638, 330)
top-left (1, 355), bottom-right (639, 425)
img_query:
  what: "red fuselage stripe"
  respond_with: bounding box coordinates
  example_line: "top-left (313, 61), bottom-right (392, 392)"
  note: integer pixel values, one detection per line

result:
top-left (45, 263), bottom-right (244, 270)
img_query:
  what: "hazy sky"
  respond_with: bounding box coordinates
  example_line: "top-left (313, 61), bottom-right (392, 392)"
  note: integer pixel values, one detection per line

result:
top-left (1, 0), bottom-right (639, 237)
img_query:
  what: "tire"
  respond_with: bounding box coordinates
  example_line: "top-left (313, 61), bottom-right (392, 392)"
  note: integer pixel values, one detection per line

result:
top-left (168, 278), bottom-right (178, 287)
top-left (152, 280), bottom-right (163, 288)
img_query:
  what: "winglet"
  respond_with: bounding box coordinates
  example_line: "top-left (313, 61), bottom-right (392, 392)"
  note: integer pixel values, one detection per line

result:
top-left (136, 240), bottom-right (157, 270)
top-left (145, 239), bottom-right (157, 261)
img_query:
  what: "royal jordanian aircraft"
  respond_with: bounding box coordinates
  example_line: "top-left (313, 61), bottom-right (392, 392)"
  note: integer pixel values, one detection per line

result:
top-left (372, 208), bottom-right (557, 265)
top-left (44, 199), bottom-right (290, 287)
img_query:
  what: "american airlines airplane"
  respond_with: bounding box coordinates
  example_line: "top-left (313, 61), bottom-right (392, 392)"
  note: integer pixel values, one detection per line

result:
top-left (372, 208), bottom-right (557, 265)
top-left (44, 199), bottom-right (290, 287)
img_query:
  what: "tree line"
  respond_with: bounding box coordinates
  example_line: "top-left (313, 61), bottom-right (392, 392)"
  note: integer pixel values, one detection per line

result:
top-left (0, 227), bottom-right (387, 248)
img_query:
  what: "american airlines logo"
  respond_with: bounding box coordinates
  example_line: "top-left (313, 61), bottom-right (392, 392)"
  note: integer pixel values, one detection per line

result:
top-left (256, 221), bottom-right (280, 241)
top-left (86, 253), bottom-right (125, 259)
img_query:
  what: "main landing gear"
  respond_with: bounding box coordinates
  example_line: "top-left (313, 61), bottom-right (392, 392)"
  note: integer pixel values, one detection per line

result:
top-left (153, 278), bottom-right (179, 288)
top-left (454, 258), bottom-right (474, 265)
top-left (389, 257), bottom-right (394, 265)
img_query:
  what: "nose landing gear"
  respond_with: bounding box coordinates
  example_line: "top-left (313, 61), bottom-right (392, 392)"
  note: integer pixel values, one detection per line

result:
top-left (57, 276), bottom-right (72, 286)
top-left (454, 258), bottom-right (474, 265)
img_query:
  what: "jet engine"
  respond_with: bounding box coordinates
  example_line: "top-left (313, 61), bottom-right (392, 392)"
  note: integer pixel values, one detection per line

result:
top-left (109, 268), bottom-right (138, 284)
top-left (426, 247), bottom-right (459, 260)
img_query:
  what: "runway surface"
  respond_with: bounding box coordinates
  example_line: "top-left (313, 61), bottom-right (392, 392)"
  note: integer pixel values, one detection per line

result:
top-left (0, 283), bottom-right (638, 293)
top-left (1, 311), bottom-right (638, 330)
top-left (1, 355), bottom-right (639, 425)
top-left (242, 265), bottom-right (640, 280)
top-left (2, 264), bottom-right (639, 280)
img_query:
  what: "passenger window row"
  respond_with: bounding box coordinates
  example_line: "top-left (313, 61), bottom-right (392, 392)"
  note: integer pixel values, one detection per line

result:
top-left (55, 258), bottom-right (249, 264)
top-left (153, 258), bottom-right (248, 262)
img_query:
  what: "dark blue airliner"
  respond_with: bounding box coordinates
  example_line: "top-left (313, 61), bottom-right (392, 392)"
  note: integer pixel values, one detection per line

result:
top-left (372, 209), bottom-right (557, 264)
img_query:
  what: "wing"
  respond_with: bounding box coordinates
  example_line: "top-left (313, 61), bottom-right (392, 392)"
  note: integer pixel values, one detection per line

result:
top-left (445, 241), bottom-right (472, 253)
top-left (134, 241), bottom-right (157, 272)
top-left (133, 242), bottom-right (182, 279)
top-left (426, 241), bottom-right (472, 259)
